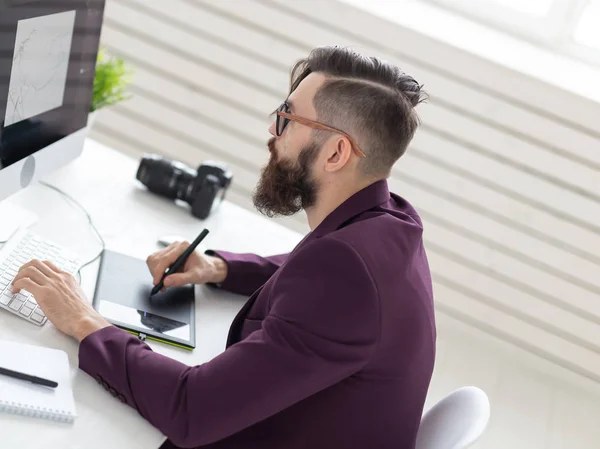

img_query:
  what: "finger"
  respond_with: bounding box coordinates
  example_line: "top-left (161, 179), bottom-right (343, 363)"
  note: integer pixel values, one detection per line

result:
top-left (163, 272), bottom-right (197, 288)
top-left (24, 259), bottom-right (56, 278)
top-left (147, 246), bottom-right (176, 277)
top-left (12, 276), bottom-right (43, 296)
top-left (146, 249), bottom-right (165, 266)
top-left (151, 249), bottom-right (178, 284)
top-left (17, 259), bottom-right (40, 274)
top-left (12, 266), bottom-right (48, 291)
top-left (150, 243), bottom-right (188, 284)
top-left (151, 241), bottom-right (185, 261)
top-left (43, 260), bottom-right (64, 274)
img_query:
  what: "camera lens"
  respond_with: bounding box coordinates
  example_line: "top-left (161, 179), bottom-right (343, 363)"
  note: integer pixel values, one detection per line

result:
top-left (135, 154), bottom-right (197, 204)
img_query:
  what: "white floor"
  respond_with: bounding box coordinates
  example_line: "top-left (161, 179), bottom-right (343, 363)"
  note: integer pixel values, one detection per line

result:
top-left (429, 314), bottom-right (600, 449)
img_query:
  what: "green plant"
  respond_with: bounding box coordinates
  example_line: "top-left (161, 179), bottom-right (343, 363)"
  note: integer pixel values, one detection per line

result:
top-left (91, 47), bottom-right (133, 112)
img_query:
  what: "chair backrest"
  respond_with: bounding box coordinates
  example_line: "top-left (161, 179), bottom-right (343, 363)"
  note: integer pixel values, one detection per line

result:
top-left (415, 386), bottom-right (490, 449)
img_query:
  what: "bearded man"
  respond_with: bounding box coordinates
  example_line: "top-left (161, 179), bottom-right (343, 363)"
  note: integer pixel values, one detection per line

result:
top-left (13, 46), bottom-right (436, 449)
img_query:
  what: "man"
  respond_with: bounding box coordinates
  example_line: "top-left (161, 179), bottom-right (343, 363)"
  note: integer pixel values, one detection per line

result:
top-left (12, 46), bottom-right (435, 449)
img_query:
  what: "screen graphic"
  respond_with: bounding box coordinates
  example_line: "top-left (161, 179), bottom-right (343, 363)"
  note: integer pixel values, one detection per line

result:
top-left (4, 11), bottom-right (76, 127)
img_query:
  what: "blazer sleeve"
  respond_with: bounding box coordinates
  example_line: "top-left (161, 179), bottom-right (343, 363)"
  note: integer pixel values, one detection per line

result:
top-left (79, 236), bottom-right (380, 448)
top-left (204, 250), bottom-right (289, 296)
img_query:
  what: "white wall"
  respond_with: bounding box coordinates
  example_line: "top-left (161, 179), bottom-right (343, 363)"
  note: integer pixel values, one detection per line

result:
top-left (90, 1), bottom-right (600, 447)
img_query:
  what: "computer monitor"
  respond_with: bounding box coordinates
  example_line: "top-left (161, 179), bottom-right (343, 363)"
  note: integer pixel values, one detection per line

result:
top-left (0, 0), bottom-right (105, 211)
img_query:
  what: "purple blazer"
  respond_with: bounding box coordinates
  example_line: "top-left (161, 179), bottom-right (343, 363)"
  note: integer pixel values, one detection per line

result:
top-left (79, 179), bottom-right (436, 449)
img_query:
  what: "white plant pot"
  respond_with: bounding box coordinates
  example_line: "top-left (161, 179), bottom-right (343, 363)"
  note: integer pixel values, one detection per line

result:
top-left (87, 110), bottom-right (98, 129)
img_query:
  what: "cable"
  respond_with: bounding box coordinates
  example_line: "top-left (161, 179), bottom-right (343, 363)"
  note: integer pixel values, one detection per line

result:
top-left (38, 181), bottom-right (105, 283)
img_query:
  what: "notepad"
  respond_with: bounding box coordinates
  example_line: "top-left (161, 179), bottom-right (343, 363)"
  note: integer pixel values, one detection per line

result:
top-left (0, 340), bottom-right (76, 423)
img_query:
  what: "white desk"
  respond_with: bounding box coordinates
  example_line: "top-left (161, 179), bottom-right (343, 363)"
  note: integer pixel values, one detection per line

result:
top-left (0, 139), bottom-right (304, 449)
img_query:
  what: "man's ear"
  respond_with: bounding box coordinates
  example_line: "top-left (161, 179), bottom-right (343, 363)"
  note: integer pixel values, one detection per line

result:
top-left (324, 136), bottom-right (353, 173)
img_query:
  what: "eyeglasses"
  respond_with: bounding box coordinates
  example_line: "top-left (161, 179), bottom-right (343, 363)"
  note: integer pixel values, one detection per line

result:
top-left (275, 102), bottom-right (366, 158)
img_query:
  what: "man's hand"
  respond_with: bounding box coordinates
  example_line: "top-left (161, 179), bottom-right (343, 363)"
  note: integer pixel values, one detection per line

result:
top-left (147, 242), bottom-right (228, 290)
top-left (12, 259), bottom-right (111, 342)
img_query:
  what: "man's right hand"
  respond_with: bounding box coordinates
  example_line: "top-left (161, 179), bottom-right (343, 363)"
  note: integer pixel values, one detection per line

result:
top-left (146, 242), bottom-right (228, 290)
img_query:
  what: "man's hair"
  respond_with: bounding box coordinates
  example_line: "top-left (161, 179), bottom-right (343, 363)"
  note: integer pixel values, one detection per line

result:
top-left (290, 46), bottom-right (428, 177)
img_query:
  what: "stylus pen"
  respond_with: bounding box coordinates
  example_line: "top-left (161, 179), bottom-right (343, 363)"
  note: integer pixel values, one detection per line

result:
top-left (0, 366), bottom-right (58, 389)
top-left (150, 228), bottom-right (210, 296)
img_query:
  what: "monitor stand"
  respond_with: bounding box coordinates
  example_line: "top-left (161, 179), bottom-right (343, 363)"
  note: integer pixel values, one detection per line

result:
top-left (0, 201), bottom-right (38, 243)
top-left (0, 155), bottom-right (39, 242)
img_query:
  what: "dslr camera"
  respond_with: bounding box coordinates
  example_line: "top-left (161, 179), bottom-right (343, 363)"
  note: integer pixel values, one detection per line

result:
top-left (136, 154), bottom-right (232, 219)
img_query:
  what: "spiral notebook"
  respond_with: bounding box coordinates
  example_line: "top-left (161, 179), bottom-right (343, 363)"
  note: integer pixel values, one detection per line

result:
top-left (0, 340), bottom-right (76, 423)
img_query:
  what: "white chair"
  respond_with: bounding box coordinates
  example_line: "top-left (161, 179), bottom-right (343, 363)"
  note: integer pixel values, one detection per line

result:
top-left (415, 386), bottom-right (490, 449)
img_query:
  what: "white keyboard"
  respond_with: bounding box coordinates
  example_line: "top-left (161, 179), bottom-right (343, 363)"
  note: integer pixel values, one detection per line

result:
top-left (0, 228), bottom-right (83, 326)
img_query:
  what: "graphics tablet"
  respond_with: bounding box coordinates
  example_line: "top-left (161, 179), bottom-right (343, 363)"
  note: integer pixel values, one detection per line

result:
top-left (92, 250), bottom-right (196, 350)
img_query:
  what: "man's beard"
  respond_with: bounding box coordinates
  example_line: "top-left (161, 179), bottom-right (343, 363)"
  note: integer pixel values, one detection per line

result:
top-left (252, 138), bottom-right (319, 218)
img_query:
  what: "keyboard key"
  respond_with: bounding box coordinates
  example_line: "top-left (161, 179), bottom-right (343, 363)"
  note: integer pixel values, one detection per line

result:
top-left (19, 305), bottom-right (34, 317)
top-left (9, 298), bottom-right (24, 311)
top-left (0, 232), bottom-right (82, 323)
top-left (0, 292), bottom-right (13, 306)
top-left (20, 291), bottom-right (32, 299)
top-left (30, 312), bottom-right (44, 323)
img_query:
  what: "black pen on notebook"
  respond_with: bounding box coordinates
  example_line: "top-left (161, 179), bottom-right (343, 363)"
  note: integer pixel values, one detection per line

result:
top-left (0, 365), bottom-right (58, 389)
top-left (150, 228), bottom-right (210, 296)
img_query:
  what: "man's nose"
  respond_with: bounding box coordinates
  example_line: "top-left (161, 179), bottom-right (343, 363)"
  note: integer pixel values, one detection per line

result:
top-left (268, 121), bottom-right (277, 137)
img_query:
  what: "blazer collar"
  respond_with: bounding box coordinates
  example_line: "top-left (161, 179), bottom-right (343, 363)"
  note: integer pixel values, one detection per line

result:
top-left (311, 179), bottom-right (391, 238)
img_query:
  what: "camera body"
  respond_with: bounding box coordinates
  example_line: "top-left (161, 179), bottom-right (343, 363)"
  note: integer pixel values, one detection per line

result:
top-left (136, 154), bottom-right (232, 219)
top-left (190, 162), bottom-right (233, 219)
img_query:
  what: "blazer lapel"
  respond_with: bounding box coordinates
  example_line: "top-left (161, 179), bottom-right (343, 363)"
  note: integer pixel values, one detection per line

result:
top-left (312, 179), bottom-right (391, 238)
top-left (226, 284), bottom-right (264, 347)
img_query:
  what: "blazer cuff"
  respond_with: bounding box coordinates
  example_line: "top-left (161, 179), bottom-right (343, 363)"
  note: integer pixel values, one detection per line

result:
top-left (204, 249), bottom-right (244, 292)
top-left (79, 325), bottom-right (127, 374)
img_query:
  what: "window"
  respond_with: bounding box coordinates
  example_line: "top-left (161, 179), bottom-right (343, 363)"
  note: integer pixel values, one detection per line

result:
top-left (574, 0), bottom-right (600, 50)
top-left (452, 0), bottom-right (555, 17)
top-left (423, 0), bottom-right (600, 67)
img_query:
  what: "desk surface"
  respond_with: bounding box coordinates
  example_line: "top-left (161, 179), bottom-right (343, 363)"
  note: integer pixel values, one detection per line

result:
top-left (0, 139), bottom-right (304, 449)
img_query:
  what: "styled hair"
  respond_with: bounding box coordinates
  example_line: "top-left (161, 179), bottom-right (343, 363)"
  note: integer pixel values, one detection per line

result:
top-left (290, 46), bottom-right (428, 177)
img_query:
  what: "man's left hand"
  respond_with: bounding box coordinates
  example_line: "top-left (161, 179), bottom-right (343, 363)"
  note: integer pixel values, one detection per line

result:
top-left (12, 259), bottom-right (111, 341)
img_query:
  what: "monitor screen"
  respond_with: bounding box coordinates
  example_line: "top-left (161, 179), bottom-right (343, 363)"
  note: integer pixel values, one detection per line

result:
top-left (0, 0), bottom-right (103, 169)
